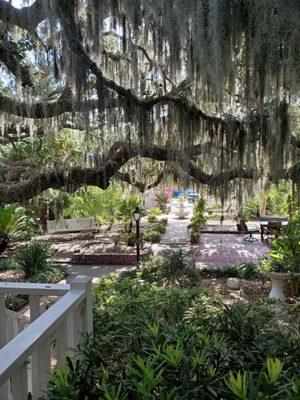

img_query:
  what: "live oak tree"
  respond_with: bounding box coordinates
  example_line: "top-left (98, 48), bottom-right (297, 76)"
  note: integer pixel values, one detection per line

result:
top-left (0, 0), bottom-right (299, 204)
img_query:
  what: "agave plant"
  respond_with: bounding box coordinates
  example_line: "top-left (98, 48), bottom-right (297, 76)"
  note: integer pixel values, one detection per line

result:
top-left (0, 204), bottom-right (38, 253)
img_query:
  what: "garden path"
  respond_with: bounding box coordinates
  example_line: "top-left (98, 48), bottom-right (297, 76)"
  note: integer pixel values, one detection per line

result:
top-left (152, 199), bottom-right (192, 253)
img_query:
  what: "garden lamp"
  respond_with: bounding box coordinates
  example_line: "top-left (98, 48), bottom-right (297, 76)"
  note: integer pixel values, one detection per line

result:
top-left (133, 206), bottom-right (142, 222)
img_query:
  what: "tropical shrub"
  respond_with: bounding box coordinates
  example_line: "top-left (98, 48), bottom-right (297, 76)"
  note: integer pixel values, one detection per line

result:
top-left (0, 204), bottom-right (39, 253)
top-left (199, 263), bottom-right (261, 280)
top-left (261, 219), bottom-right (300, 274)
top-left (147, 215), bottom-right (157, 223)
top-left (191, 230), bottom-right (201, 244)
top-left (42, 273), bottom-right (300, 400)
top-left (0, 258), bottom-right (14, 271)
top-left (155, 191), bottom-right (169, 212)
top-left (143, 230), bottom-right (161, 243)
top-left (266, 180), bottom-right (293, 216)
top-left (117, 196), bottom-right (142, 232)
top-left (124, 232), bottom-right (136, 247)
top-left (5, 294), bottom-right (28, 311)
top-left (152, 222), bottom-right (166, 234)
top-left (139, 251), bottom-right (200, 287)
top-left (189, 197), bottom-right (207, 231)
top-left (30, 264), bottom-right (66, 283)
top-left (150, 207), bottom-right (162, 216)
top-left (63, 187), bottom-right (123, 223)
top-left (208, 213), bottom-right (221, 219)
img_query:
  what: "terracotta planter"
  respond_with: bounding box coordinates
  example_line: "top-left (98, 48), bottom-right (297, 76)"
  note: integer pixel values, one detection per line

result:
top-left (266, 272), bottom-right (300, 301)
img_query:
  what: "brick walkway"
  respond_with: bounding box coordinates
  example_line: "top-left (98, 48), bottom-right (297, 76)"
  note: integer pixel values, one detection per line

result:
top-left (195, 233), bottom-right (269, 267)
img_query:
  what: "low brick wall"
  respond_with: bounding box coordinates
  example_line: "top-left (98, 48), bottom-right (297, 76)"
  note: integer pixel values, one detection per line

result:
top-left (71, 251), bottom-right (150, 265)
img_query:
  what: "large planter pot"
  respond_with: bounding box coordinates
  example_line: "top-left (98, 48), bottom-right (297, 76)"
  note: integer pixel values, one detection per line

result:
top-left (266, 272), bottom-right (300, 301)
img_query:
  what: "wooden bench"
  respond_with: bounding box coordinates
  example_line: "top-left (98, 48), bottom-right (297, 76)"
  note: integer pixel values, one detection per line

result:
top-left (47, 218), bottom-right (100, 234)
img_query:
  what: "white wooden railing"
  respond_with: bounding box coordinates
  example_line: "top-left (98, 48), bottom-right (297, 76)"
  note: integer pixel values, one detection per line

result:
top-left (0, 275), bottom-right (93, 400)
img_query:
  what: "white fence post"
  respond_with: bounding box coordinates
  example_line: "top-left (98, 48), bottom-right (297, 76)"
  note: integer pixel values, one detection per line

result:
top-left (29, 295), bottom-right (41, 399)
top-left (56, 320), bottom-right (68, 367)
top-left (0, 293), bottom-right (9, 400)
top-left (36, 338), bottom-right (51, 394)
top-left (11, 363), bottom-right (28, 400)
top-left (70, 275), bottom-right (93, 337)
top-left (0, 293), bottom-right (7, 349)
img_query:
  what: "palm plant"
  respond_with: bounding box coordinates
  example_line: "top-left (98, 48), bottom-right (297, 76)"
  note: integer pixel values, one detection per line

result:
top-left (117, 196), bottom-right (141, 232)
top-left (0, 204), bottom-right (38, 253)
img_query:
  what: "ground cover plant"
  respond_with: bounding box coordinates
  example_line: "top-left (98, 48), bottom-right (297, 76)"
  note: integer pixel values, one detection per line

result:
top-left (42, 252), bottom-right (300, 400)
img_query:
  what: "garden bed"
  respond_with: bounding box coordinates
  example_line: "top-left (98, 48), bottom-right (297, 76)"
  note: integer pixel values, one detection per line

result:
top-left (71, 249), bottom-right (151, 265)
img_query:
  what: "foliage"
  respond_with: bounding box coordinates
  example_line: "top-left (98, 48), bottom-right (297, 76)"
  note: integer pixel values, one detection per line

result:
top-left (266, 181), bottom-right (293, 216)
top-left (42, 271), bottom-right (300, 400)
top-left (0, 258), bottom-right (14, 271)
top-left (1, 131), bottom-right (83, 167)
top-left (261, 219), bottom-right (300, 274)
top-left (5, 294), bottom-right (28, 311)
top-left (117, 196), bottom-right (142, 231)
top-left (0, 204), bottom-right (39, 241)
top-left (234, 209), bottom-right (251, 223)
top-left (30, 264), bottom-right (66, 284)
top-left (150, 207), bottom-right (162, 216)
top-left (0, 28), bottom-right (35, 61)
top-left (191, 231), bottom-right (201, 244)
top-left (139, 251), bottom-right (201, 287)
top-left (189, 197), bottom-right (207, 231)
top-left (14, 241), bottom-right (49, 279)
top-left (208, 213), bottom-right (221, 219)
top-left (124, 232), bottom-right (136, 247)
top-left (225, 358), bottom-right (300, 399)
top-left (152, 222), bottom-right (166, 235)
top-left (147, 215), bottom-right (157, 223)
top-left (244, 197), bottom-right (260, 219)
top-left (199, 264), bottom-right (261, 280)
top-left (63, 187), bottom-right (123, 223)
top-left (194, 197), bottom-right (206, 215)
top-left (143, 230), bottom-right (161, 243)
top-left (155, 191), bottom-right (169, 212)
top-left (143, 222), bottom-right (166, 243)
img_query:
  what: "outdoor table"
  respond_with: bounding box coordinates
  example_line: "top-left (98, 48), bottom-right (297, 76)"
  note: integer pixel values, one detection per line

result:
top-left (259, 220), bottom-right (288, 242)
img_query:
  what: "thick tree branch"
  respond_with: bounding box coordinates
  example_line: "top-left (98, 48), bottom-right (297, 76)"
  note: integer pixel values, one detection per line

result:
top-left (58, 1), bottom-right (234, 131)
top-left (0, 141), bottom-right (298, 203)
top-left (291, 136), bottom-right (300, 149)
top-left (115, 170), bottom-right (164, 193)
top-left (0, 0), bottom-right (47, 32)
top-left (0, 42), bottom-right (32, 87)
top-left (0, 93), bottom-right (117, 118)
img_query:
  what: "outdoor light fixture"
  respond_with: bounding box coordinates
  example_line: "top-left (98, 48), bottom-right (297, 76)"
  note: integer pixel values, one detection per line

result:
top-left (133, 206), bottom-right (142, 222)
top-left (133, 206), bottom-right (142, 265)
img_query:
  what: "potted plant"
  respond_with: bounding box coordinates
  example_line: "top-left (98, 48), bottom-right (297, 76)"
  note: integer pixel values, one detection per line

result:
top-left (260, 219), bottom-right (300, 300)
top-left (191, 231), bottom-right (201, 244)
top-left (234, 210), bottom-right (249, 232)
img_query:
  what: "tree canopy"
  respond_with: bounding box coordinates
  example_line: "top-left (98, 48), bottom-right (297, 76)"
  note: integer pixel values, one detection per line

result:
top-left (0, 0), bottom-right (299, 204)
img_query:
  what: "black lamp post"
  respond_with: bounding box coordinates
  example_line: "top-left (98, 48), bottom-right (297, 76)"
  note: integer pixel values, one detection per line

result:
top-left (133, 206), bottom-right (142, 265)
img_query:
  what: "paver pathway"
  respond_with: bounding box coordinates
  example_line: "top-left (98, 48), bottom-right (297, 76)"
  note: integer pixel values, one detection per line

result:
top-left (195, 233), bottom-right (269, 267)
top-left (161, 200), bottom-right (192, 244)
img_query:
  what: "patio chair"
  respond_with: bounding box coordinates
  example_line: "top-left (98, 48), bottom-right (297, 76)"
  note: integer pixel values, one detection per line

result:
top-left (263, 221), bottom-right (282, 243)
top-left (243, 224), bottom-right (258, 242)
